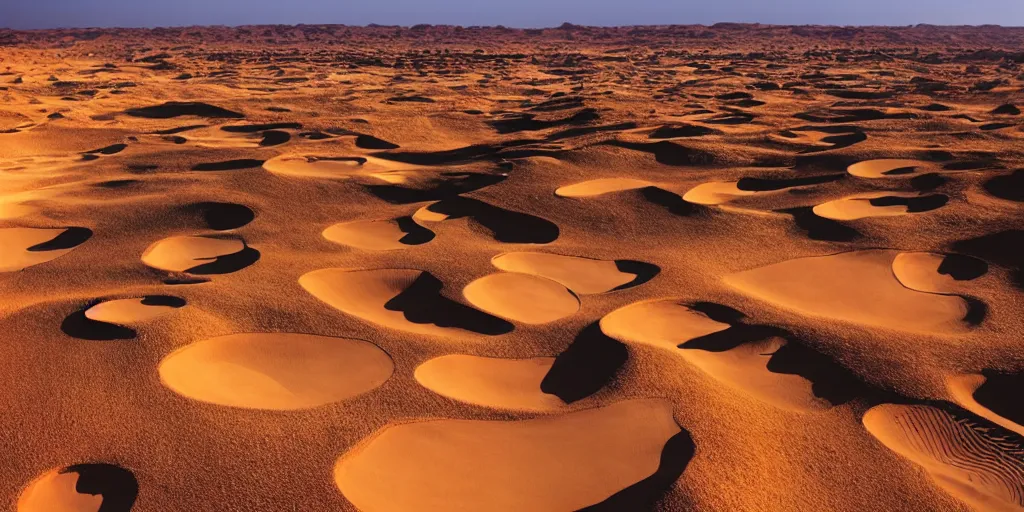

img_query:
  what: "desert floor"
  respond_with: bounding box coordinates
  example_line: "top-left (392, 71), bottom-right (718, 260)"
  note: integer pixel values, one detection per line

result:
top-left (1, 23), bottom-right (1023, 512)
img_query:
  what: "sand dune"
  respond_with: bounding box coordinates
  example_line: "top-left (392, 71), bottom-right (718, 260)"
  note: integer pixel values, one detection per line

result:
top-left (725, 250), bottom-right (977, 333)
top-left (3, 23), bottom-right (1024, 512)
top-left (323, 217), bottom-right (434, 250)
top-left (0, 227), bottom-right (91, 272)
top-left (159, 333), bottom-right (393, 410)
top-left (300, 268), bottom-right (512, 336)
top-left (334, 399), bottom-right (688, 511)
top-left (864, 404), bottom-right (1024, 511)
top-left (463, 272), bottom-right (580, 324)
top-left (415, 355), bottom-right (565, 412)
top-left (491, 252), bottom-right (657, 294)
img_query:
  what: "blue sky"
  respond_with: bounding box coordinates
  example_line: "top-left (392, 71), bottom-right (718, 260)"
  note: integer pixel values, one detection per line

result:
top-left (3, 0), bottom-right (1023, 29)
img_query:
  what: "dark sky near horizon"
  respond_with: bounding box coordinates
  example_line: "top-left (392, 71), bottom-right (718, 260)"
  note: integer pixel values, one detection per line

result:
top-left (3, 0), bottom-right (1023, 30)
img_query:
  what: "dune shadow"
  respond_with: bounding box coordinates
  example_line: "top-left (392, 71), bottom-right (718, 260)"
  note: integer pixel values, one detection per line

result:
top-left (186, 247), bottom-right (260, 275)
top-left (365, 172), bottom-right (507, 204)
top-left (184, 202), bottom-right (255, 231)
top-left (603, 140), bottom-right (717, 166)
top-left (62, 463), bottom-right (138, 512)
top-left (640, 186), bottom-right (700, 216)
top-left (984, 170), bottom-right (1023, 202)
top-left (581, 428), bottom-right (696, 511)
top-left (777, 207), bottom-right (862, 242)
top-left (541, 323), bottom-right (628, 404)
top-left (612, 260), bottom-right (661, 291)
top-left (649, 123), bottom-right (720, 139)
top-left (423, 196), bottom-right (559, 244)
top-left (220, 122), bottom-right (301, 133)
top-left (489, 108), bottom-right (599, 134)
top-left (192, 159), bottom-right (265, 171)
top-left (355, 134), bottom-right (399, 149)
top-left (125, 101), bottom-right (243, 119)
top-left (61, 306), bottom-right (136, 341)
top-left (869, 194), bottom-right (948, 213)
top-left (735, 173), bottom-right (844, 192)
top-left (27, 227), bottom-right (93, 252)
top-left (973, 370), bottom-right (1024, 426)
top-left (383, 272), bottom-right (513, 335)
top-left (395, 216), bottom-right (435, 245)
top-left (259, 130), bottom-right (291, 147)
top-left (951, 230), bottom-right (1024, 290)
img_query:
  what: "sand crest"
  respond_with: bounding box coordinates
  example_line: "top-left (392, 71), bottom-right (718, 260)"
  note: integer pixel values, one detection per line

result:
top-left (847, 159), bottom-right (933, 178)
top-left (813, 192), bottom-right (948, 220)
top-left (554, 178), bottom-right (653, 198)
top-left (158, 333), bottom-right (393, 410)
top-left (140, 235), bottom-right (256, 274)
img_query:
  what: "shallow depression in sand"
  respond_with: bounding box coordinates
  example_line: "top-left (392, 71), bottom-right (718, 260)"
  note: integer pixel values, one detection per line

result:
top-left (463, 273), bottom-right (580, 324)
top-left (18, 463), bottom-right (138, 512)
top-left (724, 250), bottom-right (973, 333)
top-left (158, 333), bottom-right (393, 410)
top-left (334, 399), bottom-right (682, 512)
top-left (262, 154), bottom-right (412, 179)
top-left (0, 227), bottom-right (91, 272)
top-left (415, 355), bottom-right (565, 412)
top-left (864, 404), bottom-right (1024, 511)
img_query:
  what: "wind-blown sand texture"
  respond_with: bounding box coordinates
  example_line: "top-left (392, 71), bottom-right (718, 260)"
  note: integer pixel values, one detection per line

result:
top-left (1, 23), bottom-right (1024, 512)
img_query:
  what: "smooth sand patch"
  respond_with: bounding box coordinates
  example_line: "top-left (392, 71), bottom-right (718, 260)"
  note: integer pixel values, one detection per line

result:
top-left (600, 300), bottom-right (731, 351)
top-left (464, 273), bottom-right (580, 324)
top-left (18, 464), bottom-right (138, 512)
top-left (724, 250), bottom-right (972, 333)
top-left (159, 333), bottom-right (393, 410)
top-left (415, 355), bottom-right (564, 412)
top-left (0, 227), bottom-right (90, 272)
top-left (84, 296), bottom-right (185, 325)
top-left (140, 235), bottom-right (245, 273)
top-left (263, 154), bottom-right (410, 179)
top-left (847, 159), bottom-right (931, 178)
top-left (813, 192), bottom-right (931, 220)
top-left (892, 252), bottom-right (987, 294)
top-left (682, 181), bottom-right (755, 205)
top-left (554, 178), bottom-right (652, 198)
top-left (323, 218), bottom-right (433, 251)
top-left (491, 252), bottom-right (642, 294)
top-left (334, 399), bottom-right (681, 512)
top-left (864, 404), bottom-right (1024, 511)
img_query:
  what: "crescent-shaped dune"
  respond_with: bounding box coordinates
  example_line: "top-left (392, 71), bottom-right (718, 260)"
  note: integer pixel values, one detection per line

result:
top-left (300, 268), bottom-right (512, 336)
top-left (334, 399), bottom-right (684, 512)
top-left (724, 250), bottom-right (973, 333)
top-left (84, 296), bottom-right (185, 325)
top-left (463, 273), bottom-right (580, 324)
top-left (863, 404), bottom-right (1024, 511)
top-left (892, 252), bottom-right (987, 294)
top-left (140, 235), bottom-right (252, 273)
top-left (682, 181), bottom-right (756, 205)
top-left (18, 463), bottom-right (138, 512)
top-left (415, 355), bottom-right (565, 412)
top-left (847, 159), bottom-right (932, 178)
top-left (554, 178), bottom-right (653, 198)
top-left (322, 217), bottom-right (433, 250)
top-left (599, 299), bottom-right (731, 350)
top-left (600, 300), bottom-right (831, 411)
top-left (490, 252), bottom-right (649, 294)
top-left (0, 227), bottom-right (91, 272)
top-left (158, 333), bottom-right (393, 410)
top-left (812, 192), bottom-right (939, 220)
top-left (262, 154), bottom-right (411, 179)
top-left (948, 373), bottom-right (1024, 437)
